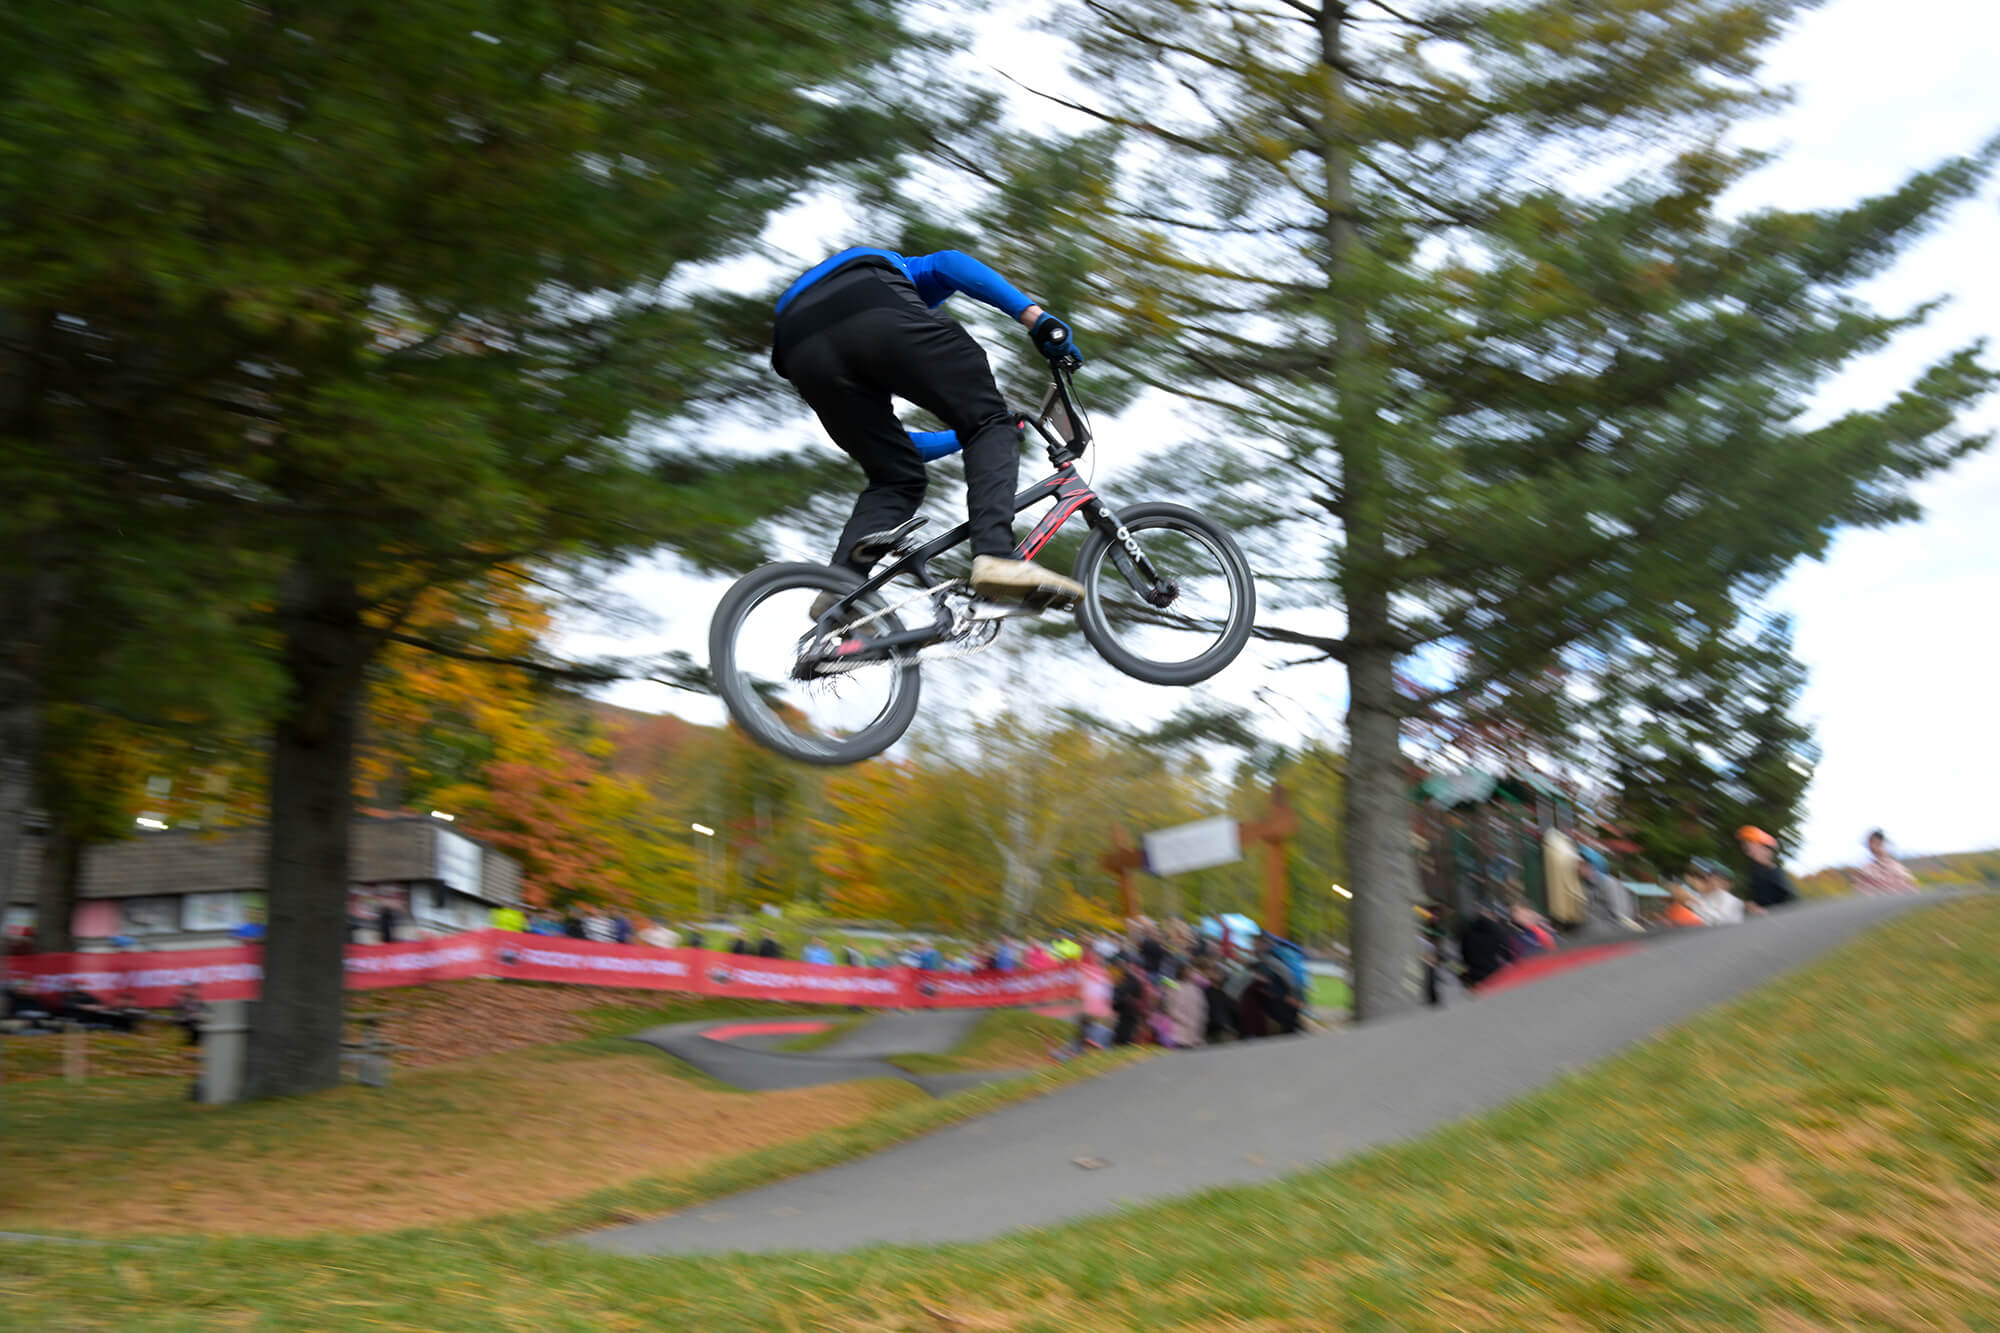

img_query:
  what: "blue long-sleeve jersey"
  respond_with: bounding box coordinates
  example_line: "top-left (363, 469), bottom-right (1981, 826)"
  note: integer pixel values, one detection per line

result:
top-left (774, 246), bottom-right (1036, 321)
top-left (780, 247), bottom-right (1028, 463)
top-left (907, 429), bottom-right (961, 461)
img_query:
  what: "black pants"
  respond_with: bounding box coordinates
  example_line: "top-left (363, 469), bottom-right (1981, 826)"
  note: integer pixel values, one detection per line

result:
top-left (778, 269), bottom-right (1020, 568)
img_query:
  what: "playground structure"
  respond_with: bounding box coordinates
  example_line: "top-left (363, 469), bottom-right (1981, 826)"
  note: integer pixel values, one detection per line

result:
top-left (1411, 768), bottom-right (1653, 923)
top-left (1099, 771), bottom-right (1623, 939)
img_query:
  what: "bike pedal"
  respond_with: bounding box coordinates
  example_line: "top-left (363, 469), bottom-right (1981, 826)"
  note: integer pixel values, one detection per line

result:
top-left (969, 590), bottom-right (1078, 619)
top-left (1019, 586), bottom-right (1082, 614)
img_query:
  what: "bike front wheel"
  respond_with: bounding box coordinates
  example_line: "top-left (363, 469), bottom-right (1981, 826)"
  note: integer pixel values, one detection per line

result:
top-left (708, 563), bottom-right (923, 766)
top-left (1072, 502), bottom-right (1256, 686)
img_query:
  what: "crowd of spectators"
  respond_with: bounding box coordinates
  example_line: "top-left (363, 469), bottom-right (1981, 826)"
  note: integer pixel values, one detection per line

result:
top-left (1070, 916), bottom-right (1313, 1053)
top-left (1435, 822), bottom-right (1821, 1001)
top-left (2, 980), bottom-right (142, 1033)
top-left (475, 904), bottom-right (1325, 1051)
top-left (489, 907), bottom-right (1101, 976)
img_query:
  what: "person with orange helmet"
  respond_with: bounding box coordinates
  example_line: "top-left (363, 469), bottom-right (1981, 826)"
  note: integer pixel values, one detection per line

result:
top-left (1737, 826), bottom-right (1796, 909)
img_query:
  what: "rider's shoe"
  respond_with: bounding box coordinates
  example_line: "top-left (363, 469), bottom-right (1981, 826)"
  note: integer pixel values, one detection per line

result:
top-left (970, 555), bottom-right (1084, 609)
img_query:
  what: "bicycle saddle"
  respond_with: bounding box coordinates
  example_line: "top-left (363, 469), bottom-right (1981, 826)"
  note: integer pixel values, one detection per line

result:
top-left (851, 517), bottom-right (928, 564)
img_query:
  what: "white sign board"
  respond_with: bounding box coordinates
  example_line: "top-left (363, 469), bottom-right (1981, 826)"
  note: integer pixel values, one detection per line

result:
top-left (434, 828), bottom-right (484, 898)
top-left (1142, 817), bottom-right (1242, 877)
top-left (183, 892), bottom-right (247, 933)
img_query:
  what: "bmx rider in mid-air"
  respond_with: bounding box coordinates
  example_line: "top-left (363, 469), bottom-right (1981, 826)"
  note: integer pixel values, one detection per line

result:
top-left (770, 244), bottom-right (1088, 616)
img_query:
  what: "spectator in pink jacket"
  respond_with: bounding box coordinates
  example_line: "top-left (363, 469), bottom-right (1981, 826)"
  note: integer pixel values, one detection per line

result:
top-left (1850, 830), bottom-right (1919, 895)
top-left (1161, 963), bottom-right (1207, 1048)
top-left (1071, 957), bottom-right (1114, 1054)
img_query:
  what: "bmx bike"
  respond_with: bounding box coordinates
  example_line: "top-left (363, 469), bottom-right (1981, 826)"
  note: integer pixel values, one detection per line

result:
top-left (709, 362), bottom-right (1256, 765)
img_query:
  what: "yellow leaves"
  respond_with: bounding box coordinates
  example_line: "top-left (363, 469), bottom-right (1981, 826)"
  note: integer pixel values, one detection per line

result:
top-left (1249, 132), bottom-right (1293, 166)
top-left (358, 571), bottom-right (550, 809)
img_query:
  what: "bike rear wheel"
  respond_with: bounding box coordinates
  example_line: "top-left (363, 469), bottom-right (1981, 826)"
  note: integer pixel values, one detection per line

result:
top-left (1072, 502), bottom-right (1255, 686)
top-left (708, 563), bottom-right (923, 766)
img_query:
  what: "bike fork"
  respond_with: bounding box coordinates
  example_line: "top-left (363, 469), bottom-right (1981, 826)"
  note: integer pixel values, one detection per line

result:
top-left (1081, 501), bottom-right (1172, 605)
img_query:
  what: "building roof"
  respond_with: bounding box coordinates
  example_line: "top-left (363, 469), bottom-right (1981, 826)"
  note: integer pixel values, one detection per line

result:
top-left (8, 816), bottom-right (522, 906)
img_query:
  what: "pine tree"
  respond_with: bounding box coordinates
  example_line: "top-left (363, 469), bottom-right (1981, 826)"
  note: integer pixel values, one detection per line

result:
top-left (2, 0), bottom-right (948, 1095)
top-left (1024, 0), bottom-right (1994, 1018)
top-left (1601, 614), bottom-right (1816, 874)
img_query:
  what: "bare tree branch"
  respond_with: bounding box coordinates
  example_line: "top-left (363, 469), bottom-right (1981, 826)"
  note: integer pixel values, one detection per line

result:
top-left (1249, 620), bottom-right (1350, 661)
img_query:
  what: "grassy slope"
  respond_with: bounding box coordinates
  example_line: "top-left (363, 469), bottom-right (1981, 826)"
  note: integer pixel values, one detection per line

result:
top-left (889, 1009), bottom-right (1075, 1074)
top-left (0, 981), bottom-right (869, 1085)
top-left (0, 1042), bottom-right (923, 1236)
top-left (5, 896), bottom-right (1996, 1331)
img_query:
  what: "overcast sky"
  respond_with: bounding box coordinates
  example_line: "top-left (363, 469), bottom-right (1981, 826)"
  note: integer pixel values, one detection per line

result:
top-left (1722, 0), bottom-right (2000, 868)
top-left (566, 0), bottom-right (2000, 873)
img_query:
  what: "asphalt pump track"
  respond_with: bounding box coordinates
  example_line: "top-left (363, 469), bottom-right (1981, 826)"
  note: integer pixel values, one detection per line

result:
top-left (633, 1007), bottom-right (1024, 1098)
top-left (584, 893), bottom-right (1941, 1256)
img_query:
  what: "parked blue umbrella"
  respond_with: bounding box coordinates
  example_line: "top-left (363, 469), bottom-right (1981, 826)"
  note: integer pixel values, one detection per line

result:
top-left (1200, 913), bottom-right (1262, 947)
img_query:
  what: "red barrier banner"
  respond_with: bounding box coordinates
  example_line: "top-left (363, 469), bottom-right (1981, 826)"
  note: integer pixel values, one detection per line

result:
top-left (6, 932), bottom-right (1078, 1012)
top-left (487, 934), bottom-right (701, 991)
top-left (7, 945), bottom-right (263, 1006)
top-left (341, 936), bottom-right (491, 990)
top-left (696, 954), bottom-right (913, 1007)
top-left (8, 936), bottom-right (495, 1006)
top-left (914, 964), bottom-right (1083, 1009)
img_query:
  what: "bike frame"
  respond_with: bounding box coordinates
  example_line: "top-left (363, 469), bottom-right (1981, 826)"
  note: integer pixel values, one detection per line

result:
top-left (809, 364), bottom-right (1169, 660)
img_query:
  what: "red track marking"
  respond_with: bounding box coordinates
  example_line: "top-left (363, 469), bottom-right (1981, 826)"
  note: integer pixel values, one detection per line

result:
top-left (1478, 941), bottom-right (1642, 995)
top-left (701, 1020), bottom-right (834, 1043)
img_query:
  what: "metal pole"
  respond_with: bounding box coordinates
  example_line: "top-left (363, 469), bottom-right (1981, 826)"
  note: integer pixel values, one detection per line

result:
top-left (63, 1019), bottom-right (86, 1083)
top-left (198, 999), bottom-right (250, 1104)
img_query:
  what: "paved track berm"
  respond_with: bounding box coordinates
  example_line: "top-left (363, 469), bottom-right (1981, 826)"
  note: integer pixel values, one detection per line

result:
top-left (585, 893), bottom-right (1936, 1256)
top-left (633, 1007), bottom-right (1003, 1096)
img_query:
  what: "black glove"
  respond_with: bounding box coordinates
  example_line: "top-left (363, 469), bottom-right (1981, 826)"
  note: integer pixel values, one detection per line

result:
top-left (1029, 312), bottom-right (1085, 367)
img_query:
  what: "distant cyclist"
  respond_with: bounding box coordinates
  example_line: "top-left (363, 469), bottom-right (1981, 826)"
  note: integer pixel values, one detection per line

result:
top-left (770, 245), bottom-right (1088, 616)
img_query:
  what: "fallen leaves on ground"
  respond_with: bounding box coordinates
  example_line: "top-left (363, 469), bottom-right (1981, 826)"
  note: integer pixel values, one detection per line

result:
top-left (5, 1051), bottom-right (917, 1236)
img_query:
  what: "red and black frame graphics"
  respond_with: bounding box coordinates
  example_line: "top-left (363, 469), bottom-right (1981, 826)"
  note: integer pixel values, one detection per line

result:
top-left (1014, 466), bottom-right (1096, 561)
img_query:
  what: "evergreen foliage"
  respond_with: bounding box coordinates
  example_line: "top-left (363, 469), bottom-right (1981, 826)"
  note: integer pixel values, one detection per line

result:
top-left (1015, 0), bottom-right (1995, 1017)
top-left (1, 0), bottom-right (950, 1095)
top-left (1596, 614), bottom-right (1817, 875)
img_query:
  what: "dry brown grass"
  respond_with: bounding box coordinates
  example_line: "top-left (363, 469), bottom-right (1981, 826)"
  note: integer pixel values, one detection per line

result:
top-left (3, 1050), bottom-right (918, 1236)
top-left (0, 1022), bottom-right (201, 1083)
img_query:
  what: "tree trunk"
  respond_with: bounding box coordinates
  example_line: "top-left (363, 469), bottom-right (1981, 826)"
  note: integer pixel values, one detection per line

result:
top-left (243, 561), bottom-right (369, 1100)
top-left (0, 573), bottom-right (47, 940)
top-left (32, 814), bottom-right (80, 953)
top-left (1343, 638), bottom-right (1420, 1019)
top-left (0, 660), bottom-right (33, 933)
top-left (1321, 3), bottom-right (1421, 1021)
